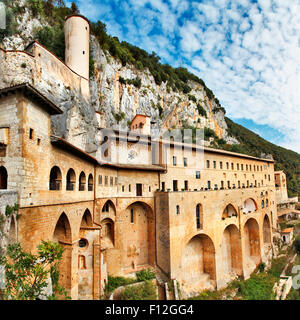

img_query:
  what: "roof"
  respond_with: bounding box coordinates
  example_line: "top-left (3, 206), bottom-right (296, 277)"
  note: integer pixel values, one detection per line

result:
top-left (277, 209), bottom-right (300, 217)
top-left (50, 136), bottom-right (99, 165)
top-left (281, 228), bottom-right (294, 234)
top-left (100, 162), bottom-right (165, 172)
top-left (0, 83), bottom-right (63, 115)
top-left (65, 14), bottom-right (90, 25)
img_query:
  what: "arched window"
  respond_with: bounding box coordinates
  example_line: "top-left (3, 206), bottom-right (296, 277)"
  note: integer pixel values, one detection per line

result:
top-left (243, 198), bottom-right (257, 214)
top-left (0, 166), bottom-right (8, 189)
top-left (261, 200), bottom-right (265, 209)
top-left (88, 174), bottom-right (94, 191)
top-left (66, 169), bottom-right (76, 191)
top-left (79, 172), bottom-right (86, 191)
top-left (266, 199), bottom-right (269, 207)
top-left (49, 166), bottom-right (62, 190)
top-left (196, 204), bottom-right (203, 229)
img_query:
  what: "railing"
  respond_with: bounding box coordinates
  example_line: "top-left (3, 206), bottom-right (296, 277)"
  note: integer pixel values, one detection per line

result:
top-left (66, 182), bottom-right (74, 191)
top-left (88, 185), bottom-right (93, 192)
top-left (79, 184), bottom-right (85, 191)
top-left (49, 181), bottom-right (61, 191)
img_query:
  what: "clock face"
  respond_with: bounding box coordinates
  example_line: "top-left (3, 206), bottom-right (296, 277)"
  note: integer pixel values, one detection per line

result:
top-left (128, 149), bottom-right (138, 161)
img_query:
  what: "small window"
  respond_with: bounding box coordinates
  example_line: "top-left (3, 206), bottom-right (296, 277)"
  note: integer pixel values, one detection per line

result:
top-left (105, 176), bottom-right (108, 186)
top-left (129, 184), bottom-right (131, 192)
top-left (220, 162), bottom-right (223, 169)
top-left (110, 177), bottom-right (113, 186)
top-left (237, 163), bottom-right (239, 170)
top-left (226, 162), bottom-right (229, 169)
top-left (98, 175), bottom-right (103, 185)
top-left (184, 180), bottom-right (188, 190)
top-left (173, 156), bottom-right (177, 166)
top-left (37, 138), bottom-right (41, 145)
top-left (206, 160), bottom-right (210, 169)
top-left (130, 209), bottom-right (134, 223)
top-left (213, 161), bottom-right (216, 169)
top-left (196, 171), bottom-right (200, 179)
top-left (149, 186), bottom-right (151, 192)
top-left (115, 177), bottom-right (118, 185)
top-left (136, 183), bottom-right (143, 196)
top-left (122, 185), bottom-right (125, 192)
top-left (176, 205), bottom-right (180, 215)
top-left (231, 163), bottom-right (234, 170)
top-left (29, 128), bottom-right (34, 140)
top-left (83, 51), bottom-right (85, 55)
top-left (173, 180), bottom-right (178, 192)
top-left (161, 182), bottom-right (165, 191)
top-left (207, 181), bottom-right (211, 189)
top-left (184, 158), bottom-right (188, 167)
top-left (79, 239), bottom-right (88, 248)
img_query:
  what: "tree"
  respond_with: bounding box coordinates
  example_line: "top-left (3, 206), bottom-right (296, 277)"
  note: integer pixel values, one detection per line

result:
top-left (0, 241), bottom-right (70, 300)
top-left (71, 1), bottom-right (79, 14)
top-left (294, 235), bottom-right (300, 255)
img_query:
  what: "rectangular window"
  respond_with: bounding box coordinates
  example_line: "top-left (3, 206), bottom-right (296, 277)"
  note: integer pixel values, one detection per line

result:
top-left (29, 128), bottom-right (34, 140)
top-left (241, 164), bottom-right (244, 170)
top-left (129, 185), bottom-right (131, 192)
top-left (176, 205), bottom-right (180, 215)
top-left (122, 185), bottom-right (125, 192)
top-left (207, 181), bottom-right (211, 189)
top-left (162, 182), bottom-right (165, 191)
top-left (226, 162), bottom-right (229, 169)
top-left (115, 177), bottom-right (118, 185)
top-left (246, 165), bottom-right (248, 171)
top-left (136, 184), bottom-right (143, 196)
top-left (221, 181), bottom-right (224, 189)
top-left (173, 156), bottom-right (177, 166)
top-left (184, 180), bottom-right (188, 190)
top-left (98, 175), bottom-right (102, 185)
top-left (238, 181), bottom-right (241, 188)
top-left (105, 176), bottom-right (108, 186)
top-left (206, 160), bottom-right (210, 169)
top-left (110, 177), bottom-right (113, 186)
top-left (173, 180), bottom-right (178, 192)
top-left (131, 209), bottom-right (134, 223)
top-left (220, 162), bottom-right (223, 169)
top-left (184, 158), bottom-right (188, 167)
top-left (231, 163), bottom-right (234, 170)
top-left (213, 161), bottom-right (216, 169)
top-left (196, 171), bottom-right (201, 179)
top-left (227, 181), bottom-right (231, 188)
top-left (237, 163), bottom-right (239, 170)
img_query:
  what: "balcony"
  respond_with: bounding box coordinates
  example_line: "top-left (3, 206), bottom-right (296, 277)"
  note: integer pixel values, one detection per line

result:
top-left (79, 184), bottom-right (85, 191)
top-left (49, 181), bottom-right (61, 191)
top-left (66, 183), bottom-right (75, 191)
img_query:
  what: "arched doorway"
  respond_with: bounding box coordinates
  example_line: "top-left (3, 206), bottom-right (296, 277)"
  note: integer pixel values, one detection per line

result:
top-left (101, 218), bottom-right (114, 248)
top-left (102, 200), bottom-right (116, 215)
top-left (53, 213), bottom-right (72, 296)
top-left (243, 198), bottom-right (257, 214)
top-left (0, 166), bottom-right (7, 189)
top-left (78, 209), bottom-right (94, 300)
top-left (66, 169), bottom-right (76, 191)
top-left (244, 218), bottom-right (261, 274)
top-left (79, 172), bottom-right (86, 191)
top-left (123, 202), bottom-right (154, 271)
top-left (221, 224), bottom-right (242, 283)
top-left (222, 204), bottom-right (238, 219)
top-left (263, 215), bottom-right (272, 253)
top-left (180, 234), bottom-right (216, 294)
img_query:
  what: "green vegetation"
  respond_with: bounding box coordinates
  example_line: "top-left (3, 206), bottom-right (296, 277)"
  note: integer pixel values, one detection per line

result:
top-left (136, 268), bottom-right (156, 282)
top-left (104, 276), bottom-right (137, 296)
top-left (0, 241), bottom-right (69, 300)
top-left (196, 104), bottom-right (207, 118)
top-left (225, 117), bottom-right (300, 196)
top-left (294, 235), bottom-right (300, 254)
top-left (191, 255), bottom-right (289, 300)
top-left (119, 76), bottom-right (142, 89)
top-left (120, 280), bottom-right (157, 300)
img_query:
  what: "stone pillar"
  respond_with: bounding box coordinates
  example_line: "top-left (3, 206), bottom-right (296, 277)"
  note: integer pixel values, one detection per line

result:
top-left (93, 238), bottom-right (101, 300)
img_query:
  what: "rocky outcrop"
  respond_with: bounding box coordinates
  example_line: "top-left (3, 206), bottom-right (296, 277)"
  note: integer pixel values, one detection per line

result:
top-left (0, 0), bottom-right (239, 153)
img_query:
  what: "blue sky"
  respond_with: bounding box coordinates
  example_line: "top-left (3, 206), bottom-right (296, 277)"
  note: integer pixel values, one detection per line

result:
top-left (67, 0), bottom-right (300, 153)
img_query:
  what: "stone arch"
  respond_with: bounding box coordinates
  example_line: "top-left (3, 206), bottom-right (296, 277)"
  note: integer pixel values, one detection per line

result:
top-left (79, 171), bottom-right (86, 191)
top-left (222, 204), bottom-right (238, 219)
top-left (53, 213), bottom-right (72, 295)
top-left (180, 234), bottom-right (216, 293)
top-left (243, 198), bottom-right (257, 214)
top-left (80, 209), bottom-right (93, 228)
top-left (0, 166), bottom-right (7, 189)
top-left (220, 224), bottom-right (243, 283)
top-left (49, 166), bottom-right (62, 190)
top-left (66, 168), bottom-right (76, 191)
top-left (101, 217), bottom-right (114, 248)
top-left (88, 174), bottom-right (93, 191)
top-left (244, 218), bottom-right (261, 273)
top-left (122, 201), bottom-right (155, 270)
top-left (101, 200), bottom-right (116, 216)
top-left (263, 215), bottom-right (271, 248)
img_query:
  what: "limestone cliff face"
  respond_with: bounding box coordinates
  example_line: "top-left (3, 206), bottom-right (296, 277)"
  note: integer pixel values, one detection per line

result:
top-left (0, 2), bottom-right (238, 153)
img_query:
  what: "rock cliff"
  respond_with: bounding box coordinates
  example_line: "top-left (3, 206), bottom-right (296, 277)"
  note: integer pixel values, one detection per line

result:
top-left (1, 0), bottom-right (238, 154)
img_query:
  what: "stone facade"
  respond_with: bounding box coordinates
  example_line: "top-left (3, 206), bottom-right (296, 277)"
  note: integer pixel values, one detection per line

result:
top-left (0, 14), bottom-right (290, 300)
